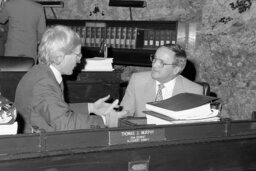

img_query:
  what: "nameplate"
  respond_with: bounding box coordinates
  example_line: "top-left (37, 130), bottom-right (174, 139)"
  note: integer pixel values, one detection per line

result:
top-left (109, 128), bottom-right (166, 145)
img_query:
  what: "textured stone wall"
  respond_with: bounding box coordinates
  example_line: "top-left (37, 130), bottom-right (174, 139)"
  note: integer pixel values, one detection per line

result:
top-left (47, 0), bottom-right (256, 119)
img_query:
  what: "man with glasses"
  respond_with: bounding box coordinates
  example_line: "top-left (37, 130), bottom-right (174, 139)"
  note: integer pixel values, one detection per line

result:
top-left (120, 44), bottom-right (203, 117)
top-left (15, 25), bottom-right (125, 133)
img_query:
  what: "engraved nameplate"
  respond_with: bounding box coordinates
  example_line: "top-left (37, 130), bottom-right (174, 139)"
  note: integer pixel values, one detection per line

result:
top-left (109, 128), bottom-right (166, 145)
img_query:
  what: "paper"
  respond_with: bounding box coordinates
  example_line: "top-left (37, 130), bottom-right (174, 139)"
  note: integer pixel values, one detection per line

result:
top-left (0, 122), bottom-right (18, 135)
top-left (83, 57), bottom-right (114, 71)
top-left (145, 110), bottom-right (220, 125)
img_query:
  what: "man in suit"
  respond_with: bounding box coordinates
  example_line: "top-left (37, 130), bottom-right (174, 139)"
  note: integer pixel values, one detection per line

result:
top-left (120, 44), bottom-right (203, 117)
top-left (15, 25), bottom-right (125, 133)
top-left (0, 0), bottom-right (46, 61)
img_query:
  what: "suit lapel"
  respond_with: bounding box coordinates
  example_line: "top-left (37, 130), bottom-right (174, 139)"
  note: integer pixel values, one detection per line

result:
top-left (144, 75), bottom-right (156, 102)
top-left (172, 75), bottom-right (185, 96)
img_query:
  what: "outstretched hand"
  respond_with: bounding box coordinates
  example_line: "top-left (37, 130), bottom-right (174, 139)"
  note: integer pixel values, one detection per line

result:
top-left (91, 95), bottom-right (119, 116)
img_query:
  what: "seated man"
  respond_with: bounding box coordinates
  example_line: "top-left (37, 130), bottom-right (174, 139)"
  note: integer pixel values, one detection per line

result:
top-left (120, 44), bottom-right (203, 117)
top-left (15, 25), bottom-right (125, 133)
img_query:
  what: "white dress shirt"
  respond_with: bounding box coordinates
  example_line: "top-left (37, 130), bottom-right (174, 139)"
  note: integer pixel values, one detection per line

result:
top-left (156, 77), bottom-right (176, 100)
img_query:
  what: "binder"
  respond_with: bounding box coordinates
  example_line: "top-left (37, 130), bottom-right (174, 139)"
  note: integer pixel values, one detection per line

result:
top-left (126, 27), bottom-right (132, 48)
top-left (91, 27), bottom-right (96, 47)
top-left (148, 30), bottom-right (155, 48)
top-left (106, 27), bottom-right (111, 46)
top-left (154, 30), bottom-right (160, 47)
top-left (143, 30), bottom-right (149, 47)
top-left (145, 93), bottom-right (219, 120)
top-left (121, 27), bottom-right (127, 48)
top-left (85, 27), bottom-right (91, 47)
top-left (82, 26), bottom-right (86, 46)
top-left (131, 27), bottom-right (137, 49)
top-left (165, 30), bottom-right (171, 44)
top-left (171, 31), bottom-right (176, 44)
top-left (160, 30), bottom-right (165, 46)
top-left (96, 27), bottom-right (102, 47)
top-left (116, 27), bottom-right (122, 48)
top-left (110, 27), bottom-right (116, 48)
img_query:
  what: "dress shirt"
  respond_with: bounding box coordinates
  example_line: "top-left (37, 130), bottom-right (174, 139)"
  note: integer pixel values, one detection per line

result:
top-left (156, 77), bottom-right (176, 100)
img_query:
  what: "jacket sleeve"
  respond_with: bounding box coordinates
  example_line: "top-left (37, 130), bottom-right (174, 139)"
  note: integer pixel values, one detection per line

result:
top-left (120, 73), bottom-right (137, 116)
top-left (31, 78), bottom-right (104, 131)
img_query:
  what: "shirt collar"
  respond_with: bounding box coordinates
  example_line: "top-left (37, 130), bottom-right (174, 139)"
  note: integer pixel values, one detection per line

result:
top-left (49, 65), bottom-right (62, 84)
top-left (156, 77), bottom-right (177, 87)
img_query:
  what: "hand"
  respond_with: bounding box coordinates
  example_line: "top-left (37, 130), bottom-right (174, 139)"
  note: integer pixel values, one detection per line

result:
top-left (105, 110), bottom-right (128, 128)
top-left (90, 95), bottom-right (119, 116)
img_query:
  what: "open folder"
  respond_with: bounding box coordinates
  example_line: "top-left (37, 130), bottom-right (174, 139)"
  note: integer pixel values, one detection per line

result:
top-left (145, 93), bottom-right (220, 124)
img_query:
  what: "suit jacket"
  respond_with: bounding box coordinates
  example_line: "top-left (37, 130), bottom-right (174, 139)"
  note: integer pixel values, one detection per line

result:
top-left (120, 71), bottom-right (204, 117)
top-left (15, 64), bottom-right (104, 133)
top-left (0, 0), bottom-right (46, 60)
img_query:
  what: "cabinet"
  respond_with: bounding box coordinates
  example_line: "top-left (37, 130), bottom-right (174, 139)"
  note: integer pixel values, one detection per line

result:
top-left (46, 19), bottom-right (178, 66)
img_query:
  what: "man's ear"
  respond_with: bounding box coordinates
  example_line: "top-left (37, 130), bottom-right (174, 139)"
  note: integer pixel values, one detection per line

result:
top-left (53, 55), bottom-right (64, 65)
top-left (175, 59), bottom-right (186, 75)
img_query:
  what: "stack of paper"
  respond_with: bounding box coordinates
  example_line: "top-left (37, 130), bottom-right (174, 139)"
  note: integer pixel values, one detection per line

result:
top-left (0, 122), bottom-right (18, 135)
top-left (83, 57), bottom-right (114, 71)
top-left (144, 93), bottom-right (221, 125)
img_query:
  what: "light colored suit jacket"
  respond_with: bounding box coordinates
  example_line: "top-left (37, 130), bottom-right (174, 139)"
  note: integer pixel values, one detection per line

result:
top-left (0, 0), bottom-right (46, 60)
top-left (15, 64), bottom-right (104, 133)
top-left (120, 71), bottom-right (204, 117)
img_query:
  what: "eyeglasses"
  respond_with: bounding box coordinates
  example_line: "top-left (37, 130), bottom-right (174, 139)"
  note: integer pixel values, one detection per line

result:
top-left (73, 52), bottom-right (82, 61)
top-left (150, 54), bottom-right (177, 68)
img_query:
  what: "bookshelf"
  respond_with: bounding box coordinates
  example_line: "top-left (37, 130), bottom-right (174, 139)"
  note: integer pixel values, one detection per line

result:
top-left (46, 19), bottom-right (178, 66)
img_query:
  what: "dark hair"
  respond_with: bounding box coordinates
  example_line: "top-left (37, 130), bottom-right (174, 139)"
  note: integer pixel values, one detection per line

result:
top-left (163, 44), bottom-right (187, 73)
top-left (163, 44), bottom-right (187, 60)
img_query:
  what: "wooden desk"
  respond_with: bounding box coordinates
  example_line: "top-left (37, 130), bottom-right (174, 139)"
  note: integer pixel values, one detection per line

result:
top-left (63, 70), bottom-right (122, 103)
top-left (0, 120), bottom-right (256, 170)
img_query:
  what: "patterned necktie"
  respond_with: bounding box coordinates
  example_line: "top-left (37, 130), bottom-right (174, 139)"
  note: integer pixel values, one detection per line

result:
top-left (155, 84), bottom-right (165, 101)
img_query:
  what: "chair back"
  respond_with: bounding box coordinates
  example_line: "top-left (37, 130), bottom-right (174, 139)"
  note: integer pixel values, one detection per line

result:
top-left (0, 56), bottom-right (35, 101)
top-left (196, 81), bottom-right (210, 96)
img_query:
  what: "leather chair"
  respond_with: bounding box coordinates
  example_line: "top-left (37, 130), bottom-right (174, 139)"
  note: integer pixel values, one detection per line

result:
top-left (252, 111), bottom-right (256, 120)
top-left (195, 81), bottom-right (210, 96)
top-left (0, 56), bottom-right (35, 101)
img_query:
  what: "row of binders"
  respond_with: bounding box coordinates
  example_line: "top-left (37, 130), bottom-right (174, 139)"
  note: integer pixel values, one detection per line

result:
top-left (144, 93), bottom-right (222, 125)
top-left (70, 25), bottom-right (177, 49)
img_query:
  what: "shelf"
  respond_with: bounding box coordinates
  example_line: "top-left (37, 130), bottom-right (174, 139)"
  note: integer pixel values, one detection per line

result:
top-left (46, 19), bottom-right (178, 66)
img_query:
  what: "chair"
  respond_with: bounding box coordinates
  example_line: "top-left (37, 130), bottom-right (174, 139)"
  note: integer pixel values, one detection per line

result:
top-left (252, 111), bottom-right (256, 120)
top-left (196, 81), bottom-right (210, 96)
top-left (0, 56), bottom-right (35, 101)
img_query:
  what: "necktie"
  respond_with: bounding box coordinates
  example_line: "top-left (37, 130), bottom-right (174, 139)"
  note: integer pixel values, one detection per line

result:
top-left (155, 84), bottom-right (165, 101)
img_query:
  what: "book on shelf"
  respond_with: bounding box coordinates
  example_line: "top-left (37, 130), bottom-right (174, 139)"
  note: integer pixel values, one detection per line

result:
top-left (114, 27), bottom-right (120, 48)
top-left (106, 27), bottom-right (111, 46)
top-left (81, 26), bottom-right (86, 46)
top-left (85, 26), bottom-right (91, 47)
top-left (120, 27), bottom-right (127, 48)
top-left (165, 30), bottom-right (171, 44)
top-left (171, 30), bottom-right (176, 44)
top-left (126, 27), bottom-right (132, 48)
top-left (110, 27), bottom-right (116, 48)
top-left (145, 93), bottom-right (221, 125)
top-left (131, 27), bottom-right (137, 49)
top-left (154, 30), bottom-right (160, 47)
top-left (148, 30), bottom-right (155, 48)
top-left (143, 30), bottom-right (149, 47)
top-left (160, 30), bottom-right (166, 46)
top-left (96, 27), bottom-right (102, 47)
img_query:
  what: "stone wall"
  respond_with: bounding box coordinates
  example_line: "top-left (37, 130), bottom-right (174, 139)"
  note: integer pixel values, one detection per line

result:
top-left (46, 0), bottom-right (256, 119)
